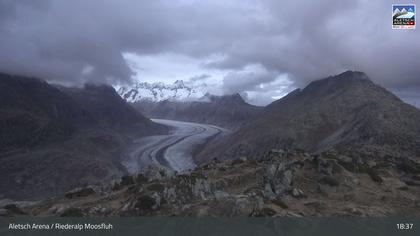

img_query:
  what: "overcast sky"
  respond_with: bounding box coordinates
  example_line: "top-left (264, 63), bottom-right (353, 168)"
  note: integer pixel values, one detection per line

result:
top-left (0, 0), bottom-right (419, 106)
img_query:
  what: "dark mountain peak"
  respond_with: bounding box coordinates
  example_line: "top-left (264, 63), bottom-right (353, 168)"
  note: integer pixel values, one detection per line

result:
top-left (83, 83), bottom-right (119, 97)
top-left (205, 93), bottom-right (246, 104)
top-left (219, 93), bottom-right (245, 103)
top-left (336, 70), bottom-right (369, 79)
top-left (269, 71), bottom-right (374, 110)
top-left (205, 71), bottom-right (420, 161)
top-left (303, 71), bottom-right (373, 95)
top-left (268, 71), bottom-right (403, 113)
top-left (231, 93), bottom-right (246, 102)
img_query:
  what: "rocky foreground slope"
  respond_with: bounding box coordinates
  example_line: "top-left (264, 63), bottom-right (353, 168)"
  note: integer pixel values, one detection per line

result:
top-left (3, 149), bottom-right (420, 217)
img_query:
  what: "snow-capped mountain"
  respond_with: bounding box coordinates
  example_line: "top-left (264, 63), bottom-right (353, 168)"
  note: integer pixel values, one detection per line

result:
top-left (117, 80), bottom-right (208, 103)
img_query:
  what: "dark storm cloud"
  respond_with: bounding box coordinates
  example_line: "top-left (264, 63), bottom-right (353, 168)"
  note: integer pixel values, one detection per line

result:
top-left (222, 64), bottom-right (280, 94)
top-left (189, 74), bottom-right (211, 83)
top-left (210, 0), bottom-right (420, 91)
top-left (0, 0), bottom-right (419, 103)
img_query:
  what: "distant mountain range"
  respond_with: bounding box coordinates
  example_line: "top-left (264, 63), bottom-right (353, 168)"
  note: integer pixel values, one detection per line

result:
top-left (117, 80), bottom-right (208, 103)
top-left (118, 80), bottom-right (262, 130)
top-left (133, 93), bottom-right (262, 131)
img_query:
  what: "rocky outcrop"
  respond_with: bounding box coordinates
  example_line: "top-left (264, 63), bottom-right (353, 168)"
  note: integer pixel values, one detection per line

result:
top-left (13, 149), bottom-right (420, 217)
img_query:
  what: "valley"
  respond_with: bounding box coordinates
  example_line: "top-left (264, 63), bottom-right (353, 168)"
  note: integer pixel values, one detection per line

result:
top-left (122, 119), bottom-right (228, 173)
top-left (1, 71), bottom-right (420, 217)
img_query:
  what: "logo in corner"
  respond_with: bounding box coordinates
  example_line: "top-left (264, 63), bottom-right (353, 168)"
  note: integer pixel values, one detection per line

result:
top-left (393, 4), bottom-right (416, 29)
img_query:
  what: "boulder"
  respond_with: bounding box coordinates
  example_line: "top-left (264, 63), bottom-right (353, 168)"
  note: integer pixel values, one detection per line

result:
top-left (192, 178), bottom-right (212, 200)
top-left (291, 188), bottom-right (306, 198)
top-left (263, 163), bottom-right (294, 198)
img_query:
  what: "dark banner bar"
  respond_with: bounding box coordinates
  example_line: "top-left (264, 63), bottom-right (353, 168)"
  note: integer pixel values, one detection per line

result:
top-left (0, 217), bottom-right (418, 236)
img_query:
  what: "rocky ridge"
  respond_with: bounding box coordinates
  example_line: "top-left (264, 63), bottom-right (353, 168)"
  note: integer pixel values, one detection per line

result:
top-left (4, 149), bottom-right (420, 217)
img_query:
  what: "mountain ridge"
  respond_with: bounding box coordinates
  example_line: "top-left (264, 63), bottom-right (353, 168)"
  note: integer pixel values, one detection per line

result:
top-left (198, 71), bottom-right (420, 163)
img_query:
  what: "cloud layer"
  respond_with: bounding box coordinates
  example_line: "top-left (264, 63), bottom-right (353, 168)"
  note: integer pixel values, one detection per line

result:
top-left (0, 0), bottom-right (419, 105)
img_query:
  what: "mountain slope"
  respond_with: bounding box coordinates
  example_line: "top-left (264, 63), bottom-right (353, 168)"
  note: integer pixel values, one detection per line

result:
top-left (59, 84), bottom-right (164, 135)
top-left (0, 73), bottom-right (166, 200)
top-left (199, 71), bottom-right (420, 162)
top-left (133, 93), bottom-right (263, 130)
top-left (0, 74), bottom-right (94, 150)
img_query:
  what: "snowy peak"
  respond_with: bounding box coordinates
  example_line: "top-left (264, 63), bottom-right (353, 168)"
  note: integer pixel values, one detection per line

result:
top-left (117, 80), bottom-right (208, 103)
